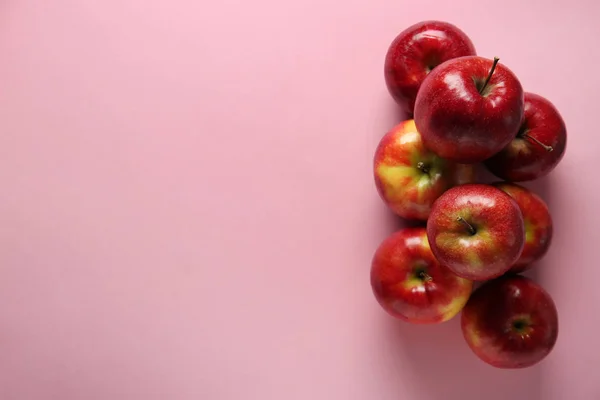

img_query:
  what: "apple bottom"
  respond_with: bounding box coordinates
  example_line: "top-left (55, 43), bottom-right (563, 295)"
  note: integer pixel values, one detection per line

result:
top-left (461, 276), bottom-right (558, 368)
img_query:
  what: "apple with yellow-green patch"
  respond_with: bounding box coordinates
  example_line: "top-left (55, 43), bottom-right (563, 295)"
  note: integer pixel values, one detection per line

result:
top-left (373, 120), bottom-right (475, 220)
top-left (426, 183), bottom-right (525, 281)
top-left (493, 182), bottom-right (553, 273)
top-left (370, 227), bottom-right (473, 324)
top-left (461, 275), bottom-right (558, 369)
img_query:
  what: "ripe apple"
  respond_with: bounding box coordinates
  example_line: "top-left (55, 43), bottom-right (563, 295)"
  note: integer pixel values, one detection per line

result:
top-left (414, 56), bottom-right (524, 163)
top-left (461, 275), bottom-right (559, 368)
top-left (485, 92), bottom-right (568, 181)
top-left (370, 227), bottom-right (473, 324)
top-left (373, 120), bottom-right (475, 220)
top-left (493, 182), bottom-right (553, 273)
top-left (426, 183), bottom-right (525, 281)
top-left (384, 20), bottom-right (476, 115)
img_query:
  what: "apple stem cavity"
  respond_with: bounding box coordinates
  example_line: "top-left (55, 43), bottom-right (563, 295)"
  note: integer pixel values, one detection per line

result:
top-left (456, 216), bottom-right (476, 235)
top-left (522, 132), bottom-right (554, 152)
top-left (416, 161), bottom-right (430, 174)
top-left (478, 56), bottom-right (500, 95)
top-left (417, 270), bottom-right (433, 282)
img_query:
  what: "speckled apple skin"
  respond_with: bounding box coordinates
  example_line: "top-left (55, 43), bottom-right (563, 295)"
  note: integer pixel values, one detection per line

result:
top-left (370, 227), bottom-right (473, 324)
top-left (384, 20), bottom-right (476, 115)
top-left (426, 184), bottom-right (525, 281)
top-left (414, 56), bottom-right (524, 164)
top-left (493, 182), bottom-right (553, 273)
top-left (373, 120), bottom-right (475, 220)
top-left (461, 275), bottom-right (559, 369)
top-left (485, 92), bottom-right (567, 181)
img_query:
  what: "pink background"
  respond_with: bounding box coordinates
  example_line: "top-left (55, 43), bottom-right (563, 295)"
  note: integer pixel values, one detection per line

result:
top-left (0, 1), bottom-right (597, 399)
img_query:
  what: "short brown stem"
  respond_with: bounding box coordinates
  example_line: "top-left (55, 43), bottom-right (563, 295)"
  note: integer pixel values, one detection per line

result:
top-left (522, 132), bottom-right (553, 152)
top-left (416, 161), bottom-right (430, 174)
top-left (479, 56), bottom-right (500, 95)
top-left (456, 216), bottom-right (476, 235)
top-left (417, 270), bottom-right (432, 282)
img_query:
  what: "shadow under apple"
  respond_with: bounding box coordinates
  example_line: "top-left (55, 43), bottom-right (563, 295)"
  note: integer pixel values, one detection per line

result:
top-left (381, 314), bottom-right (543, 400)
top-left (373, 193), bottom-right (427, 239)
top-left (521, 174), bottom-right (553, 207)
top-left (514, 174), bottom-right (554, 286)
top-left (370, 165), bottom-right (556, 400)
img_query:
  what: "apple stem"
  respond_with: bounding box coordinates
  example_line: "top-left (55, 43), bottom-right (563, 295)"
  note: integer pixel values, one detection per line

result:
top-left (522, 132), bottom-right (554, 152)
top-left (479, 57), bottom-right (500, 95)
top-left (456, 216), bottom-right (476, 235)
top-left (417, 270), bottom-right (433, 282)
top-left (416, 161), bottom-right (430, 174)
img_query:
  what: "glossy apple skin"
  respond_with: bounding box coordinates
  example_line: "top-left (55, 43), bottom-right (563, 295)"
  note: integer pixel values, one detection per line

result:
top-left (374, 120), bottom-right (475, 220)
top-left (426, 184), bottom-right (525, 281)
top-left (461, 275), bottom-right (558, 369)
top-left (485, 92), bottom-right (567, 181)
top-left (414, 56), bottom-right (524, 163)
top-left (384, 20), bottom-right (476, 115)
top-left (370, 227), bottom-right (473, 324)
top-left (493, 182), bottom-right (553, 273)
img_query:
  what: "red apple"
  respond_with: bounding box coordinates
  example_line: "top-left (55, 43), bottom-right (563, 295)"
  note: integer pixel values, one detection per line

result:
top-left (370, 227), bottom-right (473, 324)
top-left (414, 56), bottom-right (524, 163)
top-left (485, 92), bottom-right (567, 181)
top-left (493, 182), bottom-right (553, 273)
top-left (461, 275), bottom-right (559, 369)
top-left (426, 183), bottom-right (525, 281)
top-left (384, 20), bottom-right (476, 115)
top-left (373, 120), bottom-right (475, 220)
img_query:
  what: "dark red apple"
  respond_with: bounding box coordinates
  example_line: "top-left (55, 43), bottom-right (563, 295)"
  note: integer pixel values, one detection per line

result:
top-left (414, 56), bottom-right (524, 163)
top-left (485, 92), bottom-right (567, 181)
top-left (384, 20), bottom-right (476, 115)
top-left (494, 182), bottom-right (553, 273)
top-left (374, 119), bottom-right (475, 220)
top-left (461, 275), bottom-right (559, 369)
top-left (370, 227), bottom-right (473, 324)
top-left (426, 183), bottom-right (525, 281)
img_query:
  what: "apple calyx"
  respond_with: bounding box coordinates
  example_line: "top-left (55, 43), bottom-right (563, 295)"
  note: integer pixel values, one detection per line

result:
top-left (456, 216), bottom-right (476, 235)
top-left (510, 317), bottom-right (532, 335)
top-left (519, 130), bottom-right (554, 152)
top-left (478, 56), bottom-right (500, 95)
top-left (416, 161), bottom-right (431, 174)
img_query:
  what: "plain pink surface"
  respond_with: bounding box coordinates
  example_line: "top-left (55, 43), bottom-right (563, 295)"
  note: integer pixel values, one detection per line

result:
top-left (0, 1), bottom-right (598, 399)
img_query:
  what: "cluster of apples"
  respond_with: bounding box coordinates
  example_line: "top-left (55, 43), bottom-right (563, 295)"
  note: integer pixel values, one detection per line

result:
top-left (370, 20), bottom-right (566, 369)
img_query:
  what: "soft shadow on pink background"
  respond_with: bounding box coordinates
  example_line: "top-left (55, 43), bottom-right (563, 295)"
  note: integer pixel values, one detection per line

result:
top-left (0, 1), bottom-right (598, 399)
